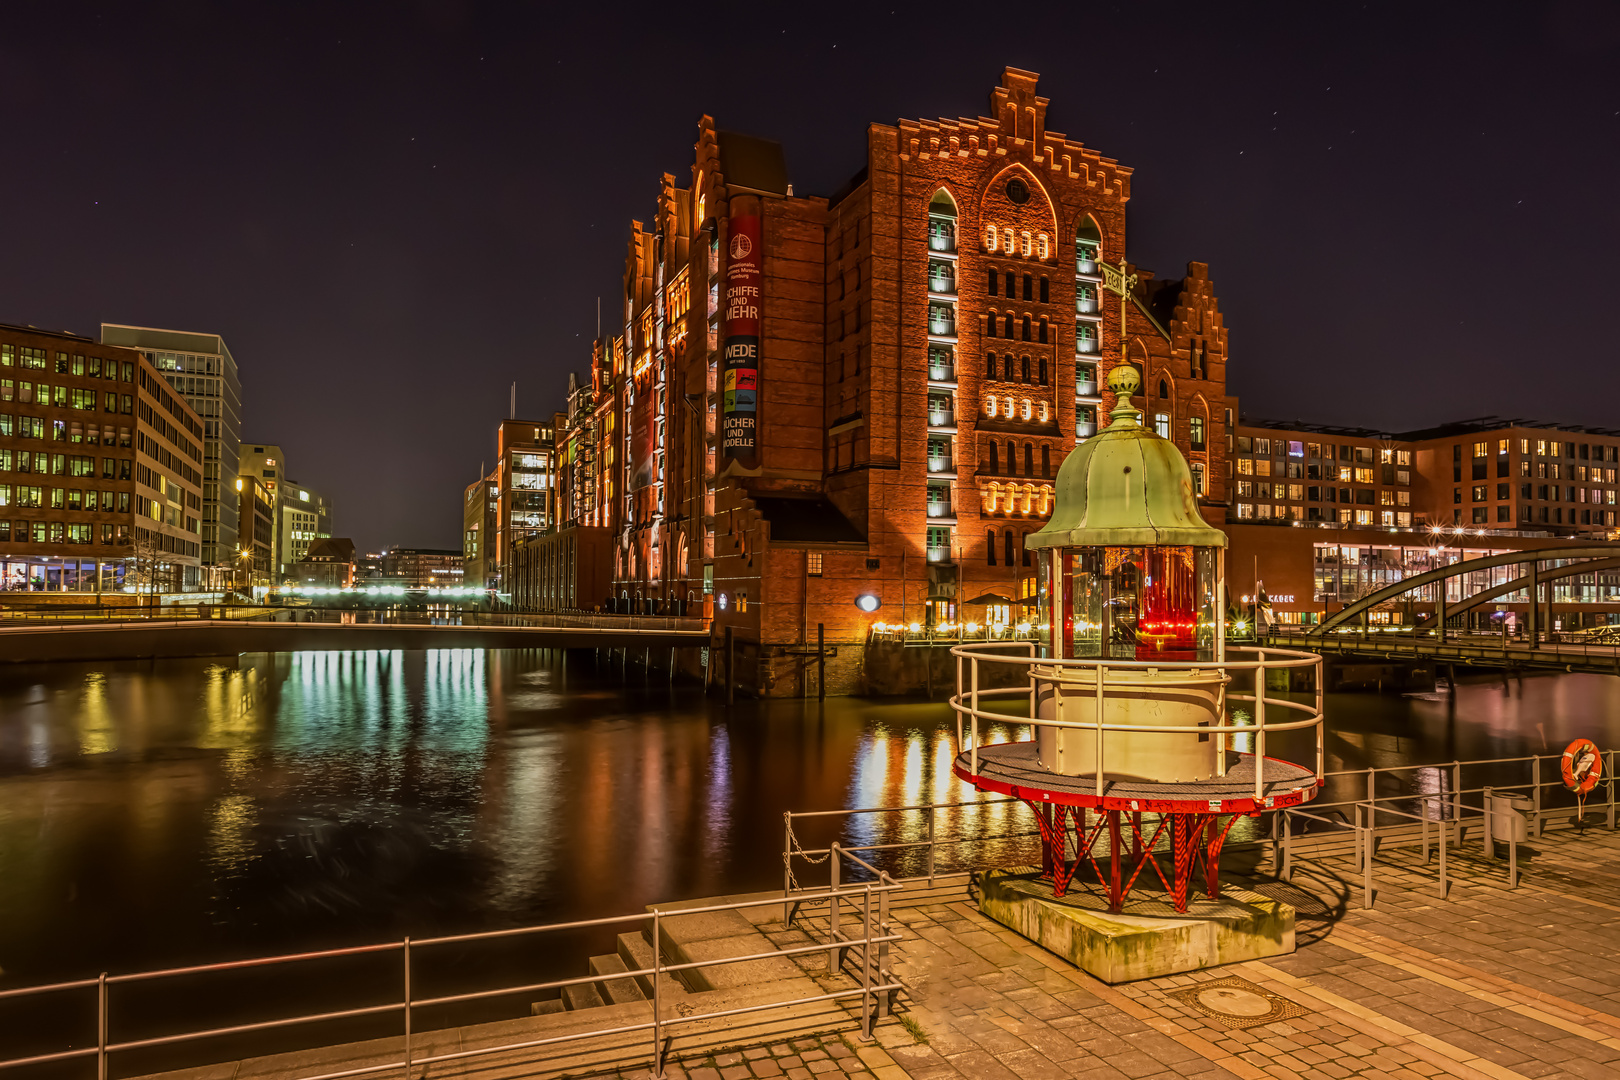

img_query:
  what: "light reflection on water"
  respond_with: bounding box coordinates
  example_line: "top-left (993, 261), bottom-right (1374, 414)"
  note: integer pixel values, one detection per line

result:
top-left (0, 652), bottom-right (1617, 990)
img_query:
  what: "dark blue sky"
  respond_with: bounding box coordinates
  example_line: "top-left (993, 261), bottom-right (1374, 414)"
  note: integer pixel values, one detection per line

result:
top-left (2, 2), bottom-right (1617, 549)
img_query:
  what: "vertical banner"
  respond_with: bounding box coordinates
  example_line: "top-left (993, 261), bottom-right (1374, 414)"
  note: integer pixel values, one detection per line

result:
top-left (722, 213), bottom-right (761, 468)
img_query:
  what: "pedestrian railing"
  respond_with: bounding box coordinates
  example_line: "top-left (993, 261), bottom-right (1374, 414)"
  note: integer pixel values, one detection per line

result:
top-left (786, 751), bottom-right (1617, 915)
top-left (0, 886), bottom-right (900, 1080)
top-left (1277, 749), bottom-right (1618, 908)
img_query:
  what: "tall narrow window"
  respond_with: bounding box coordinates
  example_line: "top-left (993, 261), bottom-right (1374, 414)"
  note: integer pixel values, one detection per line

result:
top-left (1041, 445), bottom-right (1051, 476)
top-left (1023, 274), bottom-right (1033, 301)
top-left (986, 441), bottom-right (999, 474)
top-left (1158, 379), bottom-right (1169, 398)
top-left (1021, 356), bottom-right (1031, 383)
top-left (1038, 319), bottom-right (1049, 344)
top-left (1022, 316), bottom-right (1032, 341)
top-left (986, 313), bottom-right (997, 338)
top-left (1004, 531), bottom-right (1015, 565)
top-left (986, 528), bottom-right (997, 565)
top-left (1190, 416), bottom-right (1205, 450)
top-left (1005, 272), bottom-right (1015, 296)
top-left (1024, 443), bottom-right (1034, 475)
top-left (1007, 440), bottom-right (1017, 475)
top-left (1038, 357), bottom-right (1049, 385)
top-left (986, 352), bottom-right (997, 378)
top-left (1004, 315), bottom-right (1014, 337)
top-left (1004, 355), bottom-right (1015, 381)
top-left (1039, 277), bottom-right (1049, 303)
top-left (987, 268), bottom-right (998, 295)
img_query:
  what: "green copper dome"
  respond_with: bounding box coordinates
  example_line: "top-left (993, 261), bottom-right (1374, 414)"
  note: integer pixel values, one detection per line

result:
top-left (1026, 365), bottom-right (1226, 550)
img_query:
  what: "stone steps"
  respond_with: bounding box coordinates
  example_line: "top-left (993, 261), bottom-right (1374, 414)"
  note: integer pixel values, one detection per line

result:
top-left (588, 953), bottom-right (646, 1005)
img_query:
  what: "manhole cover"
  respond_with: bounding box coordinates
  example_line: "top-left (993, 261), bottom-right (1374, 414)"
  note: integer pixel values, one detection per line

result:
top-left (1168, 976), bottom-right (1308, 1029)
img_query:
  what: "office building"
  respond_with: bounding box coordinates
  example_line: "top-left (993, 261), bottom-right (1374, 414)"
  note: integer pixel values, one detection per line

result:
top-left (101, 324), bottom-right (242, 588)
top-left (381, 547), bottom-right (465, 588)
top-left (1, 324), bottom-right (205, 594)
top-left (279, 479), bottom-right (331, 576)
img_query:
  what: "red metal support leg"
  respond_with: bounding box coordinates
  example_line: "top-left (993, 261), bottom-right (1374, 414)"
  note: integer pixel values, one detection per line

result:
top-left (1170, 813), bottom-right (1202, 913)
top-left (1205, 812), bottom-right (1243, 900)
top-left (1108, 811), bottom-right (1123, 913)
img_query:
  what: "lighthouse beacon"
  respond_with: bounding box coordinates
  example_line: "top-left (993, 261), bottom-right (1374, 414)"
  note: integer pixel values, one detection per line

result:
top-left (948, 363), bottom-right (1327, 984)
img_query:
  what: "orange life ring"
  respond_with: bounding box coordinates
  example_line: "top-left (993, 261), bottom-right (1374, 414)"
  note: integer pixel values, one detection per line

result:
top-left (1561, 739), bottom-right (1602, 795)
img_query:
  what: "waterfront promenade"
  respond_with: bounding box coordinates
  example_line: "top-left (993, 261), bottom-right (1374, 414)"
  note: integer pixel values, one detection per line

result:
top-left (642, 823), bottom-right (1620, 1080)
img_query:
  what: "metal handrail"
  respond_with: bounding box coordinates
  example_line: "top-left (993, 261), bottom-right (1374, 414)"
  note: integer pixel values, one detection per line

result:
top-left (0, 881), bottom-right (903, 1080)
top-left (948, 643), bottom-right (1327, 799)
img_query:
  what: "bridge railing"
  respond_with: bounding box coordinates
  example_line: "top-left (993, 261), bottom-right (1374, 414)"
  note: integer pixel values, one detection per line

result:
top-left (0, 607), bottom-right (710, 634)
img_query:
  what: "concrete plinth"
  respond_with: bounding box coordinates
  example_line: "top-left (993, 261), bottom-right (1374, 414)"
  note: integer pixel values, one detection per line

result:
top-left (979, 866), bottom-right (1294, 984)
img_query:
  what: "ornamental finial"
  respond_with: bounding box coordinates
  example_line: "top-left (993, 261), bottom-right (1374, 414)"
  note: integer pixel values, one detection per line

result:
top-left (1106, 364), bottom-right (1142, 427)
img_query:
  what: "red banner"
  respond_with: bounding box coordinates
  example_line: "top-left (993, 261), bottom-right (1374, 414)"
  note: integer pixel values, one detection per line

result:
top-left (722, 215), bottom-right (761, 467)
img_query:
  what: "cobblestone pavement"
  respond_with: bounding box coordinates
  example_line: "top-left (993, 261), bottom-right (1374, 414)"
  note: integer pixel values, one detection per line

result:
top-left (826, 823), bottom-right (1620, 1080)
top-left (589, 1033), bottom-right (910, 1080)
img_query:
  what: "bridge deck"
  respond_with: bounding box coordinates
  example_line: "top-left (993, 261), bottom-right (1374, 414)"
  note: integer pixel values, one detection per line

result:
top-left (1271, 630), bottom-right (1620, 673)
top-left (0, 618), bottom-right (711, 663)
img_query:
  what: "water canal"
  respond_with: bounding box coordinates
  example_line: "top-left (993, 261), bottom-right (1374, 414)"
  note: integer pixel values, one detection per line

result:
top-left (0, 647), bottom-right (1616, 994)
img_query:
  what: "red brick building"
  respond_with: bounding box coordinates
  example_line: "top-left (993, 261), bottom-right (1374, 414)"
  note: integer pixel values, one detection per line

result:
top-left (519, 69), bottom-right (1237, 691)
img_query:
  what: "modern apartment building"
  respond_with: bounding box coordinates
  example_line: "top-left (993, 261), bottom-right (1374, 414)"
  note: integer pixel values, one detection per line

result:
top-left (461, 467), bottom-right (497, 589)
top-left (0, 324), bottom-right (205, 594)
top-left (101, 324), bottom-right (242, 587)
top-left (380, 547), bottom-right (465, 588)
top-left (239, 443), bottom-right (286, 572)
top-left (278, 479), bottom-right (331, 575)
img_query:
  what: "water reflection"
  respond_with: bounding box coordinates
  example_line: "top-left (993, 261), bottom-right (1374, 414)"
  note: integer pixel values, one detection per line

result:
top-left (0, 653), bottom-right (1617, 992)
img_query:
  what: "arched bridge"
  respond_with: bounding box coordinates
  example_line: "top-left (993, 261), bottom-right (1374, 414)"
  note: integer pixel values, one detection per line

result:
top-left (1268, 546), bottom-right (1620, 674)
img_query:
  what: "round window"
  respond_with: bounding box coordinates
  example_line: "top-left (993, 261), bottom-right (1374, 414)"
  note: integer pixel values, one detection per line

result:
top-left (1005, 178), bottom-right (1029, 204)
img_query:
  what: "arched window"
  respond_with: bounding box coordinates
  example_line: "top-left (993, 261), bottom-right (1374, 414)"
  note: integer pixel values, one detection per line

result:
top-left (984, 222), bottom-right (998, 251)
top-left (1039, 277), bottom-right (1050, 303)
top-left (1021, 316), bottom-right (1032, 341)
top-left (1020, 231), bottom-right (1032, 257)
top-left (1007, 440), bottom-right (1018, 475)
top-left (985, 314), bottom-right (996, 339)
top-left (1041, 445), bottom-right (1051, 476)
top-left (1004, 531), bottom-right (1015, 565)
top-left (986, 351), bottom-right (997, 378)
top-left (1076, 216), bottom-right (1102, 270)
top-left (1024, 443), bottom-right (1034, 475)
top-left (1021, 355), bottom-right (1031, 383)
top-left (928, 190), bottom-right (957, 253)
top-left (984, 395), bottom-right (997, 416)
top-left (1038, 234), bottom-right (1049, 260)
top-left (986, 528), bottom-right (997, 565)
top-left (987, 268), bottom-right (998, 296)
top-left (1004, 354), bottom-right (1015, 381)
top-left (986, 442), bottom-right (999, 474)
top-left (1159, 379), bottom-right (1169, 399)
top-left (1038, 357), bottom-right (1049, 385)
top-left (1038, 318), bottom-right (1049, 344)
top-left (1002, 228), bottom-right (1014, 253)
top-left (1003, 314), bottom-right (1014, 338)
top-left (1022, 274), bottom-right (1033, 301)
top-left (1003, 271), bottom-right (1015, 297)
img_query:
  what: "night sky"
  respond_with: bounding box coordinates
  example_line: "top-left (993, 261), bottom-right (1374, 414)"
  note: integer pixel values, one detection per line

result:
top-left (3, 2), bottom-right (1617, 551)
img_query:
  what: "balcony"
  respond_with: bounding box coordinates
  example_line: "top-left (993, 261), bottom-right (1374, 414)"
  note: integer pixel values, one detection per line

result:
top-left (1076, 419), bottom-right (1097, 439)
top-left (926, 544), bottom-right (952, 564)
top-left (1076, 329), bottom-right (1099, 355)
top-left (927, 455), bottom-right (955, 476)
top-left (928, 262), bottom-right (957, 295)
top-left (927, 304), bottom-right (956, 338)
top-left (1075, 379), bottom-right (1097, 397)
top-left (1076, 286), bottom-right (1099, 314)
top-left (928, 218), bottom-right (956, 254)
top-left (927, 396), bottom-right (955, 429)
top-left (1076, 242), bottom-right (1100, 276)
